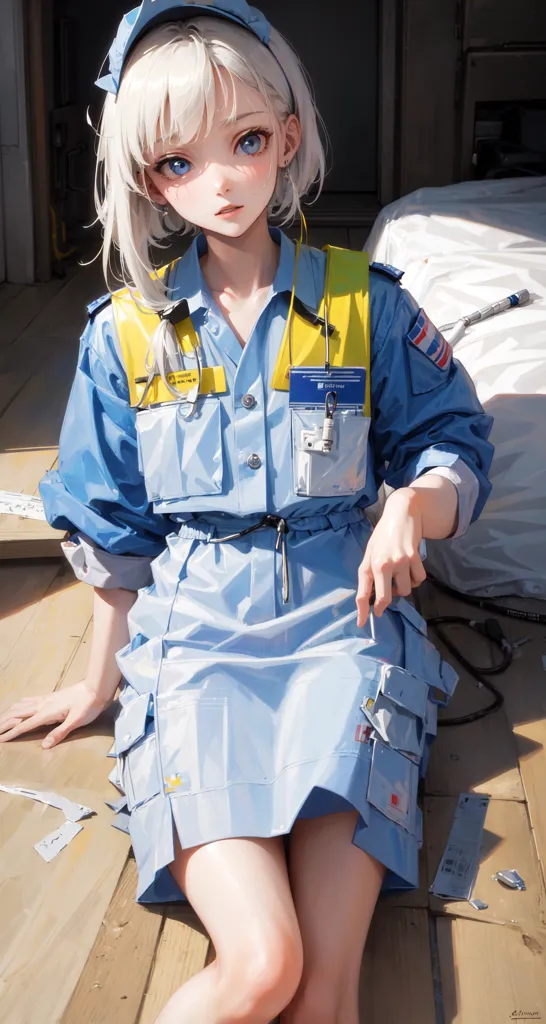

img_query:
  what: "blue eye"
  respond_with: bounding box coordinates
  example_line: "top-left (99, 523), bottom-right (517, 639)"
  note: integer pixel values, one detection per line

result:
top-left (238, 133), bottom-right (263, 156)
top-left (158, 156), bottom-right (192, 180)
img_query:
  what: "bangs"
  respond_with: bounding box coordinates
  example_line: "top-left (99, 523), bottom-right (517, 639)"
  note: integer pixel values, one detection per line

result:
top-left (113, 22), bottom-right (278, 192)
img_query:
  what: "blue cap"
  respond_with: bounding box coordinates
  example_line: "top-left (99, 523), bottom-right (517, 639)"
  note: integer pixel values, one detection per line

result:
top-left (96, 0), bottom-right (272, 95)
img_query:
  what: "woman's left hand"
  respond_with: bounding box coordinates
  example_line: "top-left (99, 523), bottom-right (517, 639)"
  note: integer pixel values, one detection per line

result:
top-left (356, 488), bottom-right (428, 627)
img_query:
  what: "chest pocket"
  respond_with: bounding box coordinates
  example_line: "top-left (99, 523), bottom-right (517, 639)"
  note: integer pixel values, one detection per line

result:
top-left (136, 398), bottom-right (224, 502)
top-left (291, 408), bottom-right (370, 497)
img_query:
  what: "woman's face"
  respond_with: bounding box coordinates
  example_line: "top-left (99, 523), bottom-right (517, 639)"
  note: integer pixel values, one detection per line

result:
top-left (146, 74), bottom-right (301, 236)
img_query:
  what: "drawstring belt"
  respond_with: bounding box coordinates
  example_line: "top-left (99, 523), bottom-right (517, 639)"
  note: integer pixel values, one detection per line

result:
top-left (209, 514), bottom-right (290, 602)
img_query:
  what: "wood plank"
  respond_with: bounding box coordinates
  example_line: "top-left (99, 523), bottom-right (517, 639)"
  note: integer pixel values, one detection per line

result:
top-left (138, 906), bottom-right (210, 1024)
top-left (493, 614), bottom-right (546, 888)
top-left (437, 917), bottom-right (546, 1024)
top-left (0, 280), bottom-right (66, 349)
top-left (0, 562), bottom-right (92, 711)
top-left (0, 560), bottom-right (62, 663)
top-left (0, 522), bottom-right (66, 559)
top-left (425, 797), bottom-right (546, 927)
top-left (0, 284), bottom-right (24, 314)
top-left (0, 333), bottom-right (78, 556)
top-left (358, 907), bottom-right (436, 1023)
top-left (61, 856), bottom-right (163, 1024)
top-left (0, 569), bottom-right (133, 1024)
top-left (18, 260), bottom-right (104, 342)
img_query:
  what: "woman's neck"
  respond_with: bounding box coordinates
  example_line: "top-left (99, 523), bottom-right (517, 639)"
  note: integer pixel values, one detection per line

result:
top-left (200, 212), bottom-right (280, 301)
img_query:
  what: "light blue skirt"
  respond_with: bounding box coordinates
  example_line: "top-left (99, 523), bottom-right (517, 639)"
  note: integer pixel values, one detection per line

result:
top-left (113, 511), bottom-right (457, 903)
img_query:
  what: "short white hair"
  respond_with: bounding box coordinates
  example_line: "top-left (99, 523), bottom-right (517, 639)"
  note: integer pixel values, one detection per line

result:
top-left (95, 15), bottom-right (326, 313)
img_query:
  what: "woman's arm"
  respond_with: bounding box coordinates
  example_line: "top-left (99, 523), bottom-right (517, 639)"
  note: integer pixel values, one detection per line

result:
top-left (85, 586), bottom-right (137, 704)
top-left (356, 474), bottom-right (459, 627)
top-left (386, 473), bottom-right (459, 540)
top-left (0, 586), bottom-right (137, 747)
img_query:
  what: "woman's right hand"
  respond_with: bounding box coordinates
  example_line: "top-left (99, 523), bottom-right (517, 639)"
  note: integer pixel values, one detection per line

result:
top-left (0, 682), bottom-right (112, 749)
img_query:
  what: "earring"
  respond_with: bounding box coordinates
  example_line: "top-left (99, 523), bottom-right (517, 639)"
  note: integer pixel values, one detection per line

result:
top-left (282, 162), bottom-right (291, 181)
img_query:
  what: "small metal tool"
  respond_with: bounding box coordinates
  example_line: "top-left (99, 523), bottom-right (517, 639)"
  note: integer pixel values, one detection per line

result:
top-left (492, 869), bottom-right (526, 890)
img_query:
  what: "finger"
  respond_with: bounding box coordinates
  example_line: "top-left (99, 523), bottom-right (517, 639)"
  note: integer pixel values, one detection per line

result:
top-left (409, 555), bottom-right (427, 587)
top-left (0, 703), bottom-right (41, 727)
top-left (0, 714), bottom-right (48, 742)
top-left (356, 563), bottom-right (374, 628)
top-left (0, 717), bottom-right (23, 740)
top-left (372, 564), bottom-right (392, 617)
top-left (0, 705), bottom-right (64, 742)
top-left (43, 711), bottom-right (80, 749)
top-left (392, 564), bottom-right (412, 597)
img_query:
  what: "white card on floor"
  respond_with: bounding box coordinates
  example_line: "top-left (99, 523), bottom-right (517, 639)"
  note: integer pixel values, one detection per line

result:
top-left (0, 783), bottom-right (95, 822)
top-left (430, 793), bottom-right (490, 900)
top-left (34, 820), bottom-right (83, 862)
top-left (0, 490), bottom-right (46, 520)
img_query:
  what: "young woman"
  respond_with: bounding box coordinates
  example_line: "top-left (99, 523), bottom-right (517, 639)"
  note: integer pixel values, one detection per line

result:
top-left (0, 2), bottom-right (493, 1021)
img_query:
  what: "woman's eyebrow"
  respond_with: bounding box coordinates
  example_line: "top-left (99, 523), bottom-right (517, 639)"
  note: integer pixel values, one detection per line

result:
top-left (221, 110), bottom-right (268, 126)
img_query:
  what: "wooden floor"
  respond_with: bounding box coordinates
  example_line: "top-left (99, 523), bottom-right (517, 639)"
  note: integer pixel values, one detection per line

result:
top-left (1, 240), bottom-right (546, 1023)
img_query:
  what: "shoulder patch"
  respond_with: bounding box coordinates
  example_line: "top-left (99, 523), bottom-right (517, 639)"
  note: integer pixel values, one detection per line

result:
top-left (370, 261), bottom-right (404, 283)
top-left (87, 293), bottom-right (112, 321)
top-left (407, 309), bottom-right (452, 370)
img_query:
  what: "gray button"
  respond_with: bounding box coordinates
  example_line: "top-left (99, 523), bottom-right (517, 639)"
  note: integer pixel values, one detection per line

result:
top-left (241, 393), bottom-right (256, 409)
top-left (247, 453), bottom-right (262, 470)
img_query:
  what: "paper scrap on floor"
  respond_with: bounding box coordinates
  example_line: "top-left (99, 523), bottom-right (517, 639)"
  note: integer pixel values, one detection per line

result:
top-left (430, 793), bottom-right (490, 900)
top-left (0, 490), bottom-right (46, 520)
top-left (0, 783), bottom-right (95, 821)
top-left (34, 821), bottom-right (83, 862)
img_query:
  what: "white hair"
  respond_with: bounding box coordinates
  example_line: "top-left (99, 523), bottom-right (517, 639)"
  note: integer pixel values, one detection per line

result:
top-left (94, 16), bottom-right (326, 393)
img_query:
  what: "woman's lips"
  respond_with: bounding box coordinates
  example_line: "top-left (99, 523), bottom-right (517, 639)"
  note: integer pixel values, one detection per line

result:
top-left (216, 204), bottom-right (243, 217)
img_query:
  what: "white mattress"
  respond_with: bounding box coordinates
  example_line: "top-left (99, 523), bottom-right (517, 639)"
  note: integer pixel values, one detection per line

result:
top-left (367, 177), bottom-right (546, 598)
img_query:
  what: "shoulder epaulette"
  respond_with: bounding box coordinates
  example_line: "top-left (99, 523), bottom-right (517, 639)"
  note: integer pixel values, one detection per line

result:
top-left (87, 293), bottom-right (112, 321)
top-left (369, 262), bottom-right (404, 283)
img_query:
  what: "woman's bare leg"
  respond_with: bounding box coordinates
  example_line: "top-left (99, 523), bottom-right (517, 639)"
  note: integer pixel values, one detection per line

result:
top-left (280, 811), bottom-right (385, 1024)
top-left (154, 834), bottom-right (303, 1024)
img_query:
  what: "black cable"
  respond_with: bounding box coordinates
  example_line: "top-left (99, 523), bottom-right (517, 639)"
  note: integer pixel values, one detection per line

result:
top-left (426, 572), bottom-right (546, 626)
top-left (425, 615), bottom-right (509, 726)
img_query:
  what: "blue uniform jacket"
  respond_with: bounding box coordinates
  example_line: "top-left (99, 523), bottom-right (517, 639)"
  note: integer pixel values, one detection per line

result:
top-left (40, 228), bottom-right (493, 589)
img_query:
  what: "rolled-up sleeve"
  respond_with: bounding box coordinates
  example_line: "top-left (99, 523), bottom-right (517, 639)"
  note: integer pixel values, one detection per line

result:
top-left (39, 305), bottom-right (172, 589)
top-left (370, 277), bottom-right (494, 534)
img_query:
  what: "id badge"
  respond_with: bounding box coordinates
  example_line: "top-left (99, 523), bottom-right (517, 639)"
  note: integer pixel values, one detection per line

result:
top-left (289, 366), bottom-right (366, 408)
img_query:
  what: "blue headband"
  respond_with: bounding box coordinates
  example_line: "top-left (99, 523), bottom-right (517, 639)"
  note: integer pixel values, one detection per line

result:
top-left (96, 0), bottom-right (274, 96)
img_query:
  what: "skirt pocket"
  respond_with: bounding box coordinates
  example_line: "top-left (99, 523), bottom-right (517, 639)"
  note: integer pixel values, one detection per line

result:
top-left (156, 692), bottom-right (229, 795)
top-left (115, 694), bottom-right (161, 811)
top-left (367, 738), bottom-right (419, 836)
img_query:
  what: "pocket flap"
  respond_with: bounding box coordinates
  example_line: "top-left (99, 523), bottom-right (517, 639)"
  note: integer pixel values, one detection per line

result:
top-left (115, 693), bottom-right (153, 754)
top-left (381, 665), bottom-right (428, 719)
top-left (364, 695), bottom-right (422, 758)
top-left (367, 739), bottom-right (418, 834)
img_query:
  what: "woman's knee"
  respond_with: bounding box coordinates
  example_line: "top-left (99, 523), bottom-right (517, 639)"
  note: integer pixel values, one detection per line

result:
top-left (217, 925), bottom-right (304, 1020)
top-left (282, 973), bottom-right (357, 1024)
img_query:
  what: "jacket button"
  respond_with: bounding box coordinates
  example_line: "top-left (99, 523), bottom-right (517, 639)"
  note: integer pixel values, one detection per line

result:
top-left (247, 453), bottom-right (262, 470)
top-left (241, 393), bottom-right (256, 409)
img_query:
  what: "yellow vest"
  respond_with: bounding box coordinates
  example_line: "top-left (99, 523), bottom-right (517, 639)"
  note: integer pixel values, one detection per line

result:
top-left (111, 245), bottom-right (371, 416)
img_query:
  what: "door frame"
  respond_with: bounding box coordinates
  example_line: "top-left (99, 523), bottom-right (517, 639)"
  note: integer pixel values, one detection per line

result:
top-left (0, 0), bottom-right (36, 283)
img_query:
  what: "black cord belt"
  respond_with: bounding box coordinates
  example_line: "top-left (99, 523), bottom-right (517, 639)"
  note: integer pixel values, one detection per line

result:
top-left (209, 514), bottom-right (290, 602)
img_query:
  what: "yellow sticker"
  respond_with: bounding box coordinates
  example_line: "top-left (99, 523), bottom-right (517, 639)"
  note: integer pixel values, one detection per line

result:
top-left (164, 774), bottom-right (183, 794)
